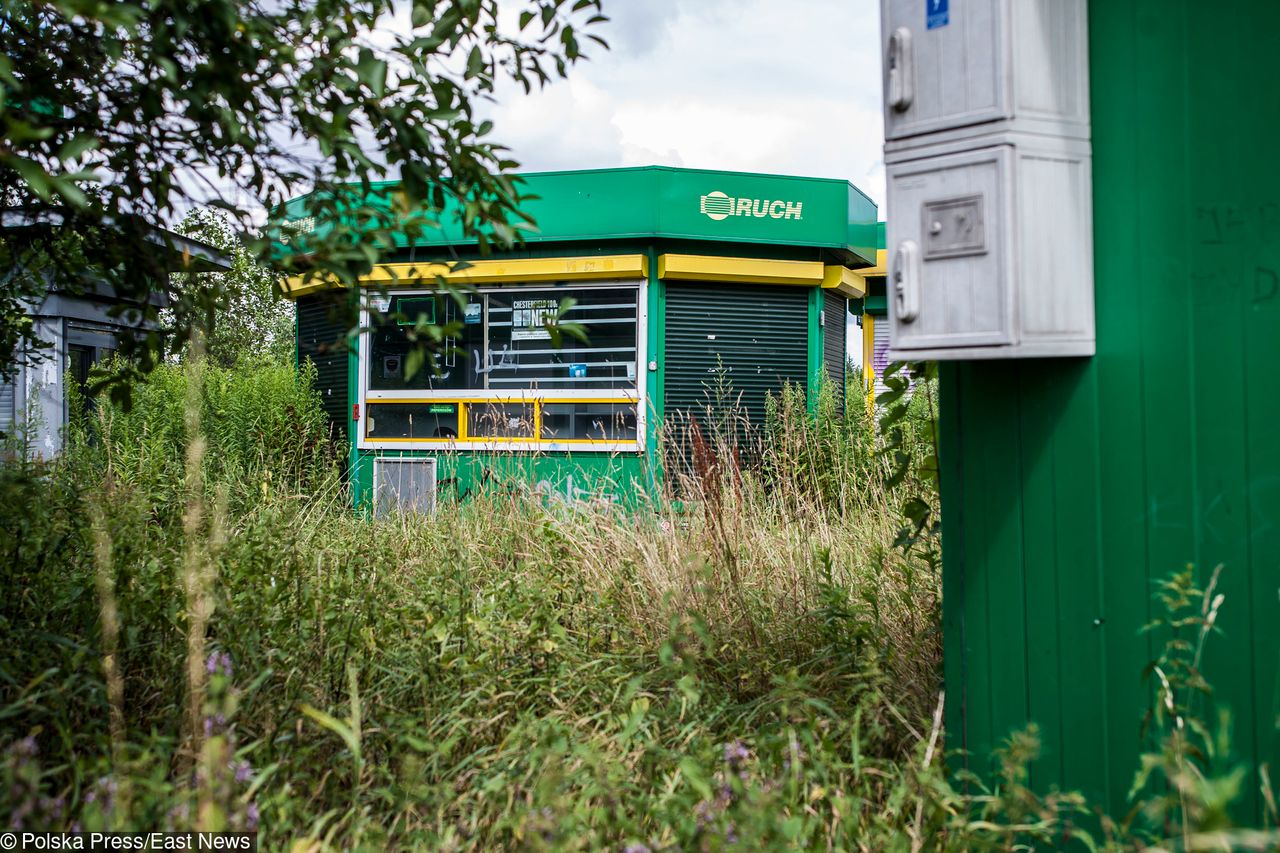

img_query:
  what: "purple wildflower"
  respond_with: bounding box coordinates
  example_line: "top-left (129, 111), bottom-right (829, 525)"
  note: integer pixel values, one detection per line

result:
top-left (723, 739), bottom-right (750, 770)
top-left (234, 760), bottom-right (252, 784)
top-left (205, 650), bottom-right (234, 677)
top-left (245, 802), bottom-right (259, 830)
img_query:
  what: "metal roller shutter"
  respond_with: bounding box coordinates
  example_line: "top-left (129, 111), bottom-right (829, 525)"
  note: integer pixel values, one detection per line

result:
top-left (0, 376), bottom-right (13, 438)
top-left (296, 294), bottom-right (350, 441)
top-left (822, 290), bottom-right (847, 404)
top-left (664, 282), bottom-right (809, 454)
top-left (872, 314), bottom-right (892, 398)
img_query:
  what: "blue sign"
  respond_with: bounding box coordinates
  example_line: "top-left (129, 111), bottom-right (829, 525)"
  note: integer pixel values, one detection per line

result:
top-left (926, 0), bottom-right (949, 29)
top-left (569, 363), bottom-right (587, 378)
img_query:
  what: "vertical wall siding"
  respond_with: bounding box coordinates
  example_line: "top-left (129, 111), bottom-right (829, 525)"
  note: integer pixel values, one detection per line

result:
top-left (296, 294), bottom-right (351, 442)
top-left (822, 290), bottom-right (848, 399)
top-left (0, 375), bottom-right (13, 437)
top-left (942, 0), bottom-right (1280, 821)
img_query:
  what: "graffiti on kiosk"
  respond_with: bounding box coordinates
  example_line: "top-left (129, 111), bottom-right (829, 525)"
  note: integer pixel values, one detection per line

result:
top-left (472, 345), bottom-right (518, 376)
top-left (438, 468), bottom-right (619, 508)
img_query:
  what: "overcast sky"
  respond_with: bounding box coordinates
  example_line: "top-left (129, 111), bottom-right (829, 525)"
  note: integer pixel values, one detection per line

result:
top-left (485, 0), bottom-right (885, 207)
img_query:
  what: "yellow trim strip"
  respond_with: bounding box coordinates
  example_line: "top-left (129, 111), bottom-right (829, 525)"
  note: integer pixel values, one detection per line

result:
top-left (850, 249), bottom-right (888, 283)
top-left (656, 254), bottom-right (824, 286)
top-left (862, 314), bottom-right (876, 412)
top-left (365, 397), bottom-right (639, 405)
top-left (362, 437), bottom-right (636, 446)
top-left (821, 265), bottom-right (866, 298)
top-left (283, 254), bottom-right (649, 299)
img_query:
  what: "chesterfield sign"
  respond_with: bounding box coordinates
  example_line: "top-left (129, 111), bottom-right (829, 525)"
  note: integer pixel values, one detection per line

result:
top-left (699, 190), bottom-right (804, 222)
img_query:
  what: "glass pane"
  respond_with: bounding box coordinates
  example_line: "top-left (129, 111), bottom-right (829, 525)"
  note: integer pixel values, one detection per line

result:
top-left (540, 402), bottom-right (638, 441)
top-left (484, 288), bottom-right (638, 391)
top-left (368, 294), bottom-right (483, 391)
top-left (467, 402), bottom-right (535, 438)
top-left (366, 403), bottom-right (460, 439)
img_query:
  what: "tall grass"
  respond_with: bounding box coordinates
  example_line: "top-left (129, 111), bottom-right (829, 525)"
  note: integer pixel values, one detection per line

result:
top-left (0, 359), bottom-right (1271, 849)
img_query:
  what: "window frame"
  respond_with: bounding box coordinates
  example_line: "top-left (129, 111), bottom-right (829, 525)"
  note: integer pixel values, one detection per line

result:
top-left (357, 279), bottom-right (647, 453)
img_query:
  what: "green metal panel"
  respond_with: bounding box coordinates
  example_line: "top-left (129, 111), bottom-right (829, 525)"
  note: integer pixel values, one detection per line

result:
top-left (807, 286), bottom-right (823, 412)
top-left (663, 282), bottom-right (809, 440)
top-left (645, 245), bottom-right (665, 493)
top-left (941, 0), bottom-right (1280, 822)
top-left (349, 449), bottom-right (649, 511)
top-left (276, 166), bottom-right (879, 266)
top-left (822, 290), bottom-right (848, 398)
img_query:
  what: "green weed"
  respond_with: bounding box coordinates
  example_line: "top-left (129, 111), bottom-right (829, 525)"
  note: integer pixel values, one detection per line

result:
top-left (0, 359), bottom-right (1273, 850)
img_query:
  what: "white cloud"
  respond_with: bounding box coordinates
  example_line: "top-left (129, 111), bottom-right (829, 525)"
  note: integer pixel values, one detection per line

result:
top-left (485, 0), bottom-right (885, 206)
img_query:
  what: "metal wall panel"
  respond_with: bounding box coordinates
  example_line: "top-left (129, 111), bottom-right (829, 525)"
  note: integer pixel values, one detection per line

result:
top-left (942, 0), bottom-right (1280, 823)
top-left (372, 457), bottom-right (437, 517)
top-left (0, 376), bottom-right (13, 438)
top-left (871, 314), bottom-right (892, 397)
top-left (822, 290), bottom-right (847, 399)
top-left (296, 294), bottom-right (349, 441)
top-left (664, 282), bottom-right (809, 450)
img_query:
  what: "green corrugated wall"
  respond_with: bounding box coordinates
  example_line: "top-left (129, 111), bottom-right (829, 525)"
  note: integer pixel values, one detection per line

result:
top-left (941, 0), bottom-right (1280, 821)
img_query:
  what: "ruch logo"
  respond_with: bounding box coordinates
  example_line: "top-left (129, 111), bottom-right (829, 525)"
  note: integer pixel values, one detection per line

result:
top-left (699, 190), bottom-right (803, 222)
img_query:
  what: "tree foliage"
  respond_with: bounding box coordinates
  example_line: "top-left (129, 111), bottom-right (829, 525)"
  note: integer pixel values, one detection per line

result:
top-left (174, 210), bottom-right (294, 368)
top-left (0, 0), bottom-right (607, 398)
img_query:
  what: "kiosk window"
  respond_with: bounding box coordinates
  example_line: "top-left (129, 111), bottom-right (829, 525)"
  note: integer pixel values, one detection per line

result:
top-left (365, 403), bottom-right (459, 439)
top-left (368, 294), bottom-right (482, 392)
top-left (368, 287), bottom-right (639, 393)
top-left (467, 402), bottom-right (535, 438)
top-left (540, 402), bottom-right (637, 441)
top-left (484, 289), bottom-right (638, 391)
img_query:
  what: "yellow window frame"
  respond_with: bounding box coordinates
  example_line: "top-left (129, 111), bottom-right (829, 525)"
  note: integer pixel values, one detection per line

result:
top-left (363, 397), bottom-right (641, 446)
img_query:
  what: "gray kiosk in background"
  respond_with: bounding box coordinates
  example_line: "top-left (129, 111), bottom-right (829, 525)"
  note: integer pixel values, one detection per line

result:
top-left (1, 212), bottom-right (230, 458)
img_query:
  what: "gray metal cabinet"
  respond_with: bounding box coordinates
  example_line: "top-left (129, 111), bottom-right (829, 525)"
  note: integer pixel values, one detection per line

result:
top-left (881, 0), bottom-right (1095, 361)
top-left (882, 0), bottom-right (1090, 147)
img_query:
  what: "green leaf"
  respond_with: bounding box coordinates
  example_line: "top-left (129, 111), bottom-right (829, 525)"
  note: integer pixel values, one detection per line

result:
top-left (301, 704), bottom-right (361, 763)
top-left (355, 49), bottom-right (387, 97)
top-left (8, 156), bottom-right (53, 202)
top-left (678, 757), bottom-right (712, 800)
top-left (58, 134), bottom-right (100, 162)
top-left (464, 45), bottom-right (484, 79)
top-left (404, 346), bottom-right (426, 381)
top-left (50, 175), bottom-right (88, 208)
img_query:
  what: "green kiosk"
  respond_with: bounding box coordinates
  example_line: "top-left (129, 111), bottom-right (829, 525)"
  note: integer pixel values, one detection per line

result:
top-left (283, 166), bottom-right (879, 511)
